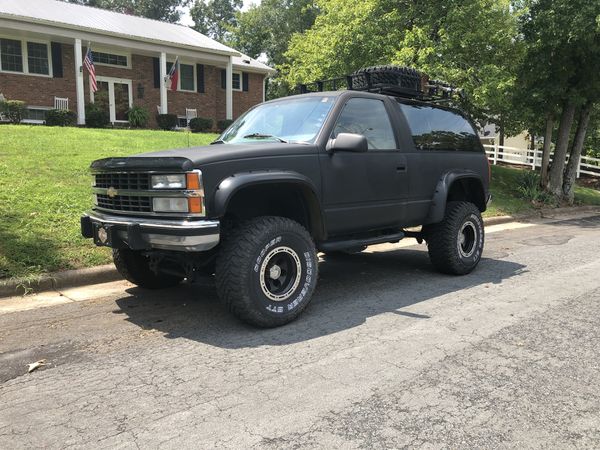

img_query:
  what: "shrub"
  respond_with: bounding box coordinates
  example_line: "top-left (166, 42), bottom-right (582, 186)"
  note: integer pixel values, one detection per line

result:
top-left (1, 100), bottom-right (26, 124)
top-left (45, 109), bottom-right (76, 127)
top-left (517, 170), bottom-right (555, 206)
top-left (189, 117), bottom-right (213, 133)
top-left (127, 106), bottom-right (150, 128)
top-left (217, 119), bottom-right (234, 132)
top-left (85, 103), bottom-right (109, 128)
top-left (156, 113), bottom-right (178, 131)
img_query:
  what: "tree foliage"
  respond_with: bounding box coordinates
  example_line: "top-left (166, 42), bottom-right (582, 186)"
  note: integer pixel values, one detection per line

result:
top-left (283, 0), bottom-right (525, 130)
top-left (230, 0), bottom-right (319, 67)
top-left (190, 0), bottom-right (242, 42)
top-left (516, 0), bottom-right (600, 200)
top-left (65, 0), bottom-right (189, 22)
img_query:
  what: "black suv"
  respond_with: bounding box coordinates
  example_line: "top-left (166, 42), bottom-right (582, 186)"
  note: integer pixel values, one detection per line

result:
top-left (81, 67), bottom-right (490, 327)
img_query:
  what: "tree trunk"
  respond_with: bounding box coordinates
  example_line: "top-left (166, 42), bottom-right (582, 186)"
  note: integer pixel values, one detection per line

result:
top-left (540, 115), bottom-right (554, 189)
top-left (547, 101), bottom-right (576, 197)
top-left (562, 103), bottom-right (592, 204)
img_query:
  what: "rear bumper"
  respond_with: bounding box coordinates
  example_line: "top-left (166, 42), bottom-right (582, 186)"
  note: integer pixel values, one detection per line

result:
top-left (81, 211), bottom-right (220, 252)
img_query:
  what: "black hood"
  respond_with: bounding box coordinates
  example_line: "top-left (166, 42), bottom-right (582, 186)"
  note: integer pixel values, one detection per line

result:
top-left (90, 142), bottom-right (318, 171)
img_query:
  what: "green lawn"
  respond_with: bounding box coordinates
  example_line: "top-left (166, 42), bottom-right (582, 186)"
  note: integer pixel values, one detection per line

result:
top-left (485, 165), bottom-right (600, 216)
top-left (0, 125), bottom-right (218, 281)
top-left (0, 125), bottom-right (599, 281)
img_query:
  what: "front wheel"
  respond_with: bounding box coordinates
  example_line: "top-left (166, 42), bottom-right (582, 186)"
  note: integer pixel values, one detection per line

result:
top-left (215, 216), bottom-right (318, 328)
top-left (424, 201), bottom-right (484, 275)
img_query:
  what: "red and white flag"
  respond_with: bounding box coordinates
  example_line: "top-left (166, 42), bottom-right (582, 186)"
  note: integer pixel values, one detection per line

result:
top-left (84, 46), bottom-right (97, 93)
top-left (166, 57), bottom-right (179, 91)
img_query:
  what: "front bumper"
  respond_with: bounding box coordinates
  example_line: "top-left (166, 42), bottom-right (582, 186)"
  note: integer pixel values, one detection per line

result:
top-left (81, 211), bottom-right (220, 252)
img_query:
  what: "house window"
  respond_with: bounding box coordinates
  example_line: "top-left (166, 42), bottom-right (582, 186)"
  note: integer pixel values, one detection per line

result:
top-left (92, 51), bottom-right (128, 67)
top-left (23, 107), bottom-right (50, 124)
top-left (232, 72), bottom-right (242, 91)
top-left (1, 39), bottom-right (23, 72)
top-left (0, 38), bottom-right (51, 76)
top-left (27, 42), bottom-right (49, 75)
top-left (167, 62), bottom-right (196, 92)
top-left (180, 64), bottom-right (195, 91)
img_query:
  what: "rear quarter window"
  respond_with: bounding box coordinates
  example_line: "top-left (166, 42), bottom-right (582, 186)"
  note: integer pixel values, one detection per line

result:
top-left (398, 103), bottom-right (481, 152)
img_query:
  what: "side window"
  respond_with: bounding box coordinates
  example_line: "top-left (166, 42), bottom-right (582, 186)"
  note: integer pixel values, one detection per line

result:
top-left (399, 103), bottom-right (480, 152)
top-left (333, 98), bottom-right (396, 150)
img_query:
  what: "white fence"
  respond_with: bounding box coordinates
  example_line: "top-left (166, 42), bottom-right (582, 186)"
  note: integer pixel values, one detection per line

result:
top-left (483, 144), bottom-right (600, 178)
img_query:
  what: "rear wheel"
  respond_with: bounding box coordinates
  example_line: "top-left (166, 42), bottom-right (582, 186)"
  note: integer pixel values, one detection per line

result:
top-left (113, 249), bottom-right (183, 289)
top-left (215, 216), bottom-right (318, 328)
top-left (424, 201), bottom-right (484, 275)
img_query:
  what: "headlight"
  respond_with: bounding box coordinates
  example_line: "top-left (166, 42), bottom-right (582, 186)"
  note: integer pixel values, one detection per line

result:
top-left (152, 197), bottom-right (189, 213)
top-left (151, 174), bottom-right (186, 189)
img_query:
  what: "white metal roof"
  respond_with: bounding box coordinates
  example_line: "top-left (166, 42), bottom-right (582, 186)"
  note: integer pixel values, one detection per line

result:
top-left (0, 0), bottom-right (275, 73)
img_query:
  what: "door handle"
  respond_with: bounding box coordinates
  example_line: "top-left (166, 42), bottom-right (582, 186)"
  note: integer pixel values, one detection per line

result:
top-left (396, 165), bottom-right (407, 172)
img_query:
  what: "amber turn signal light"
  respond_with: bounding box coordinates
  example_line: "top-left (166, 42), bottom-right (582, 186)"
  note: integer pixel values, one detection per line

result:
top-left (188, 197), bottom-right (203, 213)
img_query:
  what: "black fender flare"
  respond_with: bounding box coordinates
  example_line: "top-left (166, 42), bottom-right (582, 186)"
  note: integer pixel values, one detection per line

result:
top-left (212, 170), bottom-right (326, 238)
top-left (425, 170), bottom-right (486, 224)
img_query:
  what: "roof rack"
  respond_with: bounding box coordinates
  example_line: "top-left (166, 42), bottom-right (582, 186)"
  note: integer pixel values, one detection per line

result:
top-left (296, 66), bottom-right (463, 102)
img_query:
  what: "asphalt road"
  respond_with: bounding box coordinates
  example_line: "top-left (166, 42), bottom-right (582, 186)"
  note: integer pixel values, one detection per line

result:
top-left (1, 213), bottom-right (599, 449)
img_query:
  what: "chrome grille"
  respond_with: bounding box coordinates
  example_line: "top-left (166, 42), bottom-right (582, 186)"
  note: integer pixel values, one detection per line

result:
top-left (95, 172), bottom-right (150, 190)
top-left (96, 194), bottom-right (152, 213)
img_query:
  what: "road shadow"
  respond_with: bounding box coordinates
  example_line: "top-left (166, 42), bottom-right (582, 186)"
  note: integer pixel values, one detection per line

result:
top-left (114, 246), bottom-right (526, 348)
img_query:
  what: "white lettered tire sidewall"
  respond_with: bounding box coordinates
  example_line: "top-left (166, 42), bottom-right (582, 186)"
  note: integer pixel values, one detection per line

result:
top-left (458, 211), bottom-right (484, 269)
top-left (249, 230), bottom-right (317, 319)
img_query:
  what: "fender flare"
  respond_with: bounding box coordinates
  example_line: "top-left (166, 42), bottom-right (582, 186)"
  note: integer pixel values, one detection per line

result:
top-left (211, 170), bottom-right (326, 238)
top-left (425, 170), bottom-right (485, 224)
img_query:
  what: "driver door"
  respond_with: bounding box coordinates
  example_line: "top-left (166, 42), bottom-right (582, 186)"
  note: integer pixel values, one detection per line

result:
top-left (320, 97), bottom-right (409, 235)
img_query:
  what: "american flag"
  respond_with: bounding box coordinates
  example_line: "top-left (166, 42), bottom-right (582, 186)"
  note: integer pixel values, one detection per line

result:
top-left (84, 47), bottom-right (97, 93)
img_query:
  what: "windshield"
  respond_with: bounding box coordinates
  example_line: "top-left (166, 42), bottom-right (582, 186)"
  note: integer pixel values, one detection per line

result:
top-left (218, 96), bottom-right (335, 144)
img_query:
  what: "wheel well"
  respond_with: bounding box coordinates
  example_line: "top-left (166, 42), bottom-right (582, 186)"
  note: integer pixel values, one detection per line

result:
top-left (223, 183), bottom-right (325, 240)
top-left (447, 178), bottom-right (486, 212)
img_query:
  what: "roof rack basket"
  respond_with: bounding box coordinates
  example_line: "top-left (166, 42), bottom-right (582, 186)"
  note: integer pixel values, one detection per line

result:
top-left (296, 66), bottom-right (463, 102)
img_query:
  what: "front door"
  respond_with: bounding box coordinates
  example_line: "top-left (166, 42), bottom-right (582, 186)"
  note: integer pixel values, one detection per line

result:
top-left (320, 97), bottom-right (409, 235)
top-left (93, 77), bottom-right (132, 124)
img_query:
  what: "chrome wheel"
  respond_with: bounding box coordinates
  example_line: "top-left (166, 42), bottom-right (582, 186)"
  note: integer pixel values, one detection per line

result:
top-left (457, 220), bottom-right (477, 258)
top-left (259, 246), bottom-right (302, 302)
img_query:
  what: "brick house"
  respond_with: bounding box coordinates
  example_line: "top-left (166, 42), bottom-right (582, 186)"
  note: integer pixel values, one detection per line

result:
top-left (0, 0), bottom-right (275, 127)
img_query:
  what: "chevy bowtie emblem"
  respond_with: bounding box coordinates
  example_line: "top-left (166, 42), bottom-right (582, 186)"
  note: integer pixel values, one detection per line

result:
top-left (107, 187), bottom-right (118, 198)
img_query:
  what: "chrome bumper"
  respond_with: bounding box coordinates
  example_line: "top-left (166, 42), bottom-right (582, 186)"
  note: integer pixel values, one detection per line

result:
top-left (81, 211), bottom-right (220, 252)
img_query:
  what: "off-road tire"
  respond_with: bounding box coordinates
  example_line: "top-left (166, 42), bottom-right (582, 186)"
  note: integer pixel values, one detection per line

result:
top-left (113, 249), bottom-right (183, 289)
top-left (215, 216), bottom-right (318, 328)
top-left (351, 65), bottom-right (422, 91)
top-left (424, 201), bottom-right (484, 275)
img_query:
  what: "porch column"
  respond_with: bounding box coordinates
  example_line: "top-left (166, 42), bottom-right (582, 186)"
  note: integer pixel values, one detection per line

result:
top-left (159, 52), bottom-right (168, 114)
top-left (74, 39), bottom-right (86, 125)
top-left (226, 56), bottom-right (233, 120)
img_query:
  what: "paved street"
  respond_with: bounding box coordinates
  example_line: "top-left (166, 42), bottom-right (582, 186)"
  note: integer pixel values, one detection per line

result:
top-left (1, 213), bottom-right (599, 449)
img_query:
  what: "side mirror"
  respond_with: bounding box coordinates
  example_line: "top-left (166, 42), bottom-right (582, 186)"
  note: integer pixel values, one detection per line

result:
top-left (327, 133), bottom-right (368, 153)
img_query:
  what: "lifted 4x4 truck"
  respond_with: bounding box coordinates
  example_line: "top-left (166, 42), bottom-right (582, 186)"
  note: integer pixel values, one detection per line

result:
top-left (81, 66), bottom-right (491, 327)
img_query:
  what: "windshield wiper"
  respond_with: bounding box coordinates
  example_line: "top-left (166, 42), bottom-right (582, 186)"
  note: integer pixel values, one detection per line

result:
top-left (211, 139), bottom-right (225, 145)
top-left (243, 133), bottom-right (288, 143)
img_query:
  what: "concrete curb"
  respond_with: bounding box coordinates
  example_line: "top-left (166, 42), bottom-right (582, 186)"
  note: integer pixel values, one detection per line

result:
top-left (0, 264), bottom-right (121, 299)
top-left (1, 205), bottom-right (599, 299)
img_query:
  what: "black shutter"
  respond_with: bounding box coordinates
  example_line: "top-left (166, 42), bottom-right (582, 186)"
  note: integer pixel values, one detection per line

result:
top-left (221, 69), bottom-right (226, 89)
top-left (196, 64), bottom-right (205, 93)
top-left (242, 72), bottom-right (249, 92)
top-left (51, 42), bottom-right (63, 78)
top-left (152, 58), bottom-right (160, 88)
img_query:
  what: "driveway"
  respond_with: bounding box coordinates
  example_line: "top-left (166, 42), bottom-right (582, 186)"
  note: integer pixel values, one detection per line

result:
top-left (1, 213), bottom-right (599, 449)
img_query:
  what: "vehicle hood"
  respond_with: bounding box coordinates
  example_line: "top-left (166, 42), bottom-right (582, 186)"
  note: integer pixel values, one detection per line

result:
top-left (90, 143), bottom-right (318, 171)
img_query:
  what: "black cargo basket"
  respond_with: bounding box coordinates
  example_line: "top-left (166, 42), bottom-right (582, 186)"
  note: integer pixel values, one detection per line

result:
top-left (351, 66), bottom-right (422, 92)
top-left (296, 65), bottom-right (462, 102)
